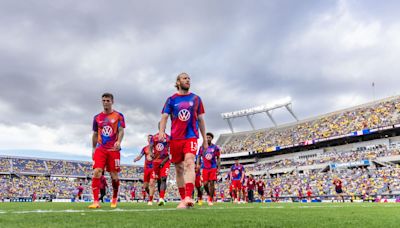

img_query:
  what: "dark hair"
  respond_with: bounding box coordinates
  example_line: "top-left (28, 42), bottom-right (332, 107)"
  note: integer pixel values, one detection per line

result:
top-left (102, 92), bottom-right (114, 101)
top-left (206, 132), bottom-right (214, 139)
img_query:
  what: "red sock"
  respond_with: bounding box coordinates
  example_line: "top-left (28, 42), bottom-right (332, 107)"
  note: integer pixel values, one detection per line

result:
top-left (178, 187), bottom-right (185, 200)
top-left (149, 195), bottom-right (153, 201)
top-left (112, 179), bottom-right (120, 199)
top-left (160, 190), bottom-right (165, 199)
top-left (142, 191), bottom-right (146, 200)
top-left (92, 177), bottom-right (100, 202)
top-left (208, 196), bottom-right (212, 202)
top-left (185, 183), bottom-right (194, 199)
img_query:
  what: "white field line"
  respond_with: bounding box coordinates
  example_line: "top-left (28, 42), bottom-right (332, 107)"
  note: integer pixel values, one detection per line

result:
top-left (0, 206), bottom-right (253, 214)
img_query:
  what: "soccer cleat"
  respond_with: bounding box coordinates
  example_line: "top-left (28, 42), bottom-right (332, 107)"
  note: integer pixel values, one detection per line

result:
top-left (197, 199), bottom-right (203, 206)
top-left (177, 201), bottom-right (187, 209)
top-left (184, 196), bottom-right (194, 208)
top-left (234, 199), bottom-right (238, 204)
top-left (111, 198), bottom-right (118, 208)
top-left (158, 198), bottom-right (165, 206)
top-left (88, 201), bottom-right (101, 209)
top-left (147, 201), bottom-right (153, 206)
top-left (207, 201), bottom-right (213, 206)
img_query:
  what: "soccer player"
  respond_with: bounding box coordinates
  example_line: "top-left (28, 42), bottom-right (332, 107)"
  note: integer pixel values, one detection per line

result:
top-left (197, 132), bottom-right (221, 206)
top-left (76, 183), bottom-right (84, 202)
top-left (257, 178), bottom-right (266, 203)
top-left (134, 135), bottom-right (156, 205)
top-left (149, 124), bottom-right (171, 206)
top-left (247, 175), bottom-right (256, 203)
top-left (333, 177), bottom-right (345, 202)
top-left (130, 184), bottom-right (136, 202)
top-left (99, 172), bottom-right (108, 203)
top-left (306, 185), bottom-right (312, 202)
top-left (158, 73), bottom-right (207, 209)
top-left (89, 93), bottom-right (125, 209)
top-left (230, 159), bottom-right (245, 204)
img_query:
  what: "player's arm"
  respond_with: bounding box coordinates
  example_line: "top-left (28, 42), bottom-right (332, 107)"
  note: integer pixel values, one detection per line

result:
top-left (92, 131), bottom-right (98, 159)
top-left (134, 149), bottom-right (145, 162)
top-left (159, 114), bottom-right (168, 141)
top-left (160, 156), bottom-right (169, 168)
top-left (114, 126), bottom-right (124, 150)
top-left (198, 114), bottom-right (208, 150)
top-left (149, 137), bottom-right (154, 159)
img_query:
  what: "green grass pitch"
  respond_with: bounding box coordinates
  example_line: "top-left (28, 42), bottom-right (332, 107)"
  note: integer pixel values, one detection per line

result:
top-left (0, 202), bottom-right (399, 227)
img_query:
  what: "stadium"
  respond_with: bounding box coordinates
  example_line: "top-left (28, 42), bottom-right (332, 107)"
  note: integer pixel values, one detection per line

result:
top-left (3, 1), bottom-right (400, 227)
top-left (2, 95), bottom-right (400, 227)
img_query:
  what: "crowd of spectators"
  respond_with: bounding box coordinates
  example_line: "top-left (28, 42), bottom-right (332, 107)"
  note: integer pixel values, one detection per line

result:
top-left (222, 97), bottom-right (400, 154)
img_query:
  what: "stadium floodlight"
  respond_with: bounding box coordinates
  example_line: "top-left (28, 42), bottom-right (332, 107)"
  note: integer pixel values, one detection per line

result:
top-left (220, 97), bottom-right (298, 133)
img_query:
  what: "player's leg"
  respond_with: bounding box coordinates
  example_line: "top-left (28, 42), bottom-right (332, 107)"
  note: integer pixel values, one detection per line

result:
top-left (142, 182), bottom-right (148, 201)
top-left (89, 148), bottom-right (106, 208)
top-left (183, 152), bottom-right (196, 207)
top-left (108, 151), bottom-right (121, 208)
top-left (209, 180), bottom-right (215, 205)
top-left (158, 161), bottom-right (170, 205)
top-left (148, 176), bottom-right (156, 205)
top-left (110, 171), bottom-right (120, 208)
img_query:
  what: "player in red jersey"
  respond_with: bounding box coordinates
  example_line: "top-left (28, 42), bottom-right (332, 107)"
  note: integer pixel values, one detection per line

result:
top-left (196, 132), bottom-right (221, 206)
top-left (159, 73), bottom-right (207, 209)
top-left (230, 159), bottom-right (245, 204)
top-left (134, 135), bottom-right (156, 205)
top-left (246, 175), bottom-right (256, 203)
top-left (256, 178), bottom-right (266, 203)
top-left (89, 93), bottom-right (125, 209)
top-left (76, 183), bottom-right (84, 202)
top-left (130, 184), bottom-right (136, 202)
top-left (306, 185), bottom-right (312, 202)
top-left (149, 124), bottom-right (171, 206)
top-left (333, 177), bottom-right (345, 202)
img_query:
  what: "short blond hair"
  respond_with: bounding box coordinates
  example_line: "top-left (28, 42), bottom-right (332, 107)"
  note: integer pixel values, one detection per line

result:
top-left (175, 72), bottom-right (189, 90)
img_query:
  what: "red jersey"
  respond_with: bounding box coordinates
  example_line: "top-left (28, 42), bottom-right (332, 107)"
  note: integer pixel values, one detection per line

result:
top-left (141, 146), bottom-right (153, 169)
top-left (151, 133), bottom-right (170, 161)
top-left (257, 180), bottom-right (266, 191)
top-left (247, 178), bottom-right (256, 190)
top-left (333, 179), bottom-right (343, 190)
top-left (92, 111), bottom-right (125, 150)
top-left (161, 93), bottom-right (205, 140)
top-left (199, 144), bottom-right (220, 169)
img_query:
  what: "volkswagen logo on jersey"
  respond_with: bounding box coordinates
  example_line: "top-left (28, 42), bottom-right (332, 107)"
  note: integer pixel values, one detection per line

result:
top-left (178, 109), bottom-right (191, 121)
top-left (102, 126), bottom-right (113, 137)
top-left (205, 153), bottom-right (213, 160)
top-left (156, 143), bottom-right (164, 151)
top-left (234, 170), bottom-right (240, 175)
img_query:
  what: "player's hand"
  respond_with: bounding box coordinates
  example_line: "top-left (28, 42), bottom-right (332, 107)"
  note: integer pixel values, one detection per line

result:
top-left (159, 163), bottom-right (164, 168)
top-left (158, 131), bottom-right (166, 141)
top-left (195, 165), bottom-right (200, 172)
top-left (113, 141), bottom-right (121, 151)
top-left (202, 140), bottom-right (208, 151)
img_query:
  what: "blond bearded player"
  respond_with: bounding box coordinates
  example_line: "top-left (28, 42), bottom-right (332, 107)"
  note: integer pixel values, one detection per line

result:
top-left (158, 73), bottom-right (207, 209)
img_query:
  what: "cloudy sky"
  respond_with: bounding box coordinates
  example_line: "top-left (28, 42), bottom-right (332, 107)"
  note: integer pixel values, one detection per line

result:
top-left (1, 0), bottom-right (400, 164)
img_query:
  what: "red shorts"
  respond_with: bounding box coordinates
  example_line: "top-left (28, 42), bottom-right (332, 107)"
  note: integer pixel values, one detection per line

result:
top-left (170, 138), bottom-right (198, 163)
top-left (202, 168), bottom-right (217, 182)
top-left (93, 147), bottom-right (120, 172)
top-left (232, 180), bottom-right (242, 190)
top-left (152, 160), bottom-right (171, 179)
top-left (143, 168), bottom-right (154, 183)
top-left (195, 173), bottom-right (202, 188)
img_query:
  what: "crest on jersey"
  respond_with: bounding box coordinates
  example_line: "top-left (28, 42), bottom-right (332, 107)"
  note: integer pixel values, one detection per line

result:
top-left (178, 109), bottom-right (191, 121)
top-left (205, 153), bottom-right (213, 160)
top-left (189, 101), bottom-right (193, 106)
top-left (102, 126), bottom-right (113, 136)
top-left (110, 118), bottom-right (116, 124)
top-left (156, 143), bottom-right (164, 151)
